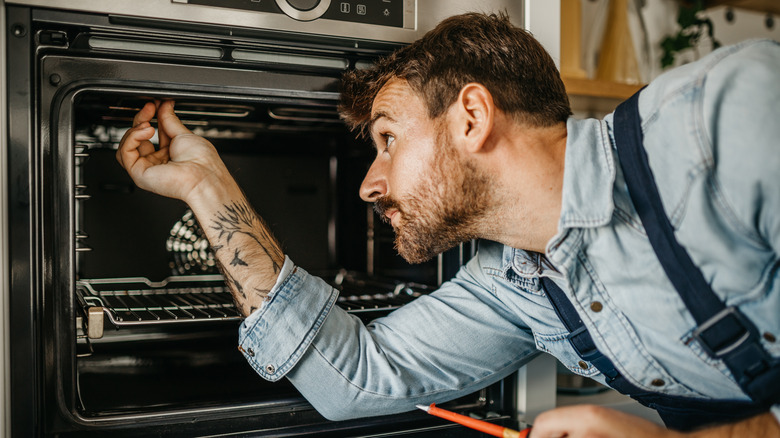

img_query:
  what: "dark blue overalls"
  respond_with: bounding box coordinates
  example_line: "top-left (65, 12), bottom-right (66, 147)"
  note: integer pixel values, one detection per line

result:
top-left (541, 90), bottom-right (780, 431)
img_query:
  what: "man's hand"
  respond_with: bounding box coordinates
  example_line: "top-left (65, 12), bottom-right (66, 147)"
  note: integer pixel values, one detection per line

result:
top-left (116, 100), bottom-right (231, 204)
top-left (116, 100), bottom-right (284, 316)
top-left (530, 405), bottom-right (678, 438)
top-left (530, 405), bottom-right (779, 438)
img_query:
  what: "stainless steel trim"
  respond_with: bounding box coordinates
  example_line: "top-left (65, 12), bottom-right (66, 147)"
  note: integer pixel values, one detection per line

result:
top-left (231, 49), bottom-right (348, 69)
top-left (274, 0), bottom-right (331, 22)
top-left (89, 37), bottom-right (223, 59)
top-left (5, 0), bottom-right (528, 46)
top-left (354, 60), bottom-right (374, 70)
top-left (0, 1), bottom-right (9, 434)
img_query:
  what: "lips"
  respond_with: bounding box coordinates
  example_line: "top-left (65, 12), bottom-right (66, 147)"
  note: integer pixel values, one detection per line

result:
top-left (373, 197), bottom-right (400, 226)
top-left (385, 209), bottom-right (399, 226)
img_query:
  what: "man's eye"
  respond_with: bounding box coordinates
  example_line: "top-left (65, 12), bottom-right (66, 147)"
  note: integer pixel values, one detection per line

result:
top-left (383, 134), bottom-right (395, 151)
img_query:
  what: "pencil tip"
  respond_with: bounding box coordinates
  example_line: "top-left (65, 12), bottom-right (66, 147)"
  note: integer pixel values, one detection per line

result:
top-left (415, 404), bottom-right (429, 412)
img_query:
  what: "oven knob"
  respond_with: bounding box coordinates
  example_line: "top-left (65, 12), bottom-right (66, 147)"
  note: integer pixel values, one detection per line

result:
top-left (287, 0), bottom-right (320, 10)
top-left (275, 0), bottom-right (331, 21)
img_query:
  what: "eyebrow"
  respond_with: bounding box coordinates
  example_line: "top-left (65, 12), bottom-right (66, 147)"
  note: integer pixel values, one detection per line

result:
top-left (368, 110), bottom-right (395, 134)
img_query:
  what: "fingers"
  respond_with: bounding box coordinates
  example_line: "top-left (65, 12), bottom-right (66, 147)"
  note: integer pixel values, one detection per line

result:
top-left (530, 405), bottom-right (604, 438)
top-left (157, 101), bottom-right (170, 149)
top-left (132, 101), bottom-right (157, 128)
top-left (116, 121), bottom-right (156, 170)
top-left (529, 405), bottom-right (669, 438)
top-left (119, 101), bottom-right (158, 168)
top-left (156, 100), bottom-right (192, 145)
top-left (117, 99), bottom-right (192, 180)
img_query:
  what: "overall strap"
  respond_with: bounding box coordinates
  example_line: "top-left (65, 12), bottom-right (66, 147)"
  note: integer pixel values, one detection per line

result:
top-left (540, 277), bottom-right (622, 382)
top-left (613, 90), bottom-right (780, 407)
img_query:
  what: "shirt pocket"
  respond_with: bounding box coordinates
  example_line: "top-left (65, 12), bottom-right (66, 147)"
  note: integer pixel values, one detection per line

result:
top-left (533, 331), bottom-right (601, 378)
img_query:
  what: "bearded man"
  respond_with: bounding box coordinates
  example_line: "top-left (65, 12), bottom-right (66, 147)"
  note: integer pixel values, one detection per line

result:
top-left (117, 12), bottom-right (780, 438)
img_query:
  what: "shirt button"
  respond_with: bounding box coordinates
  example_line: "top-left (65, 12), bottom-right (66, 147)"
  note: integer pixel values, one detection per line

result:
top-left (764, 332), bottom-right (776, 343)
top-left (578, 360), bottom-right (589, 370)
top-left (247, 348), bottom-right (255, 357)
top-left (590, 301), bottom-right (603, 312)
top-left (651, 379), bottom-right (665, 387)
top-left (265, 364), bottom-right (276, 374)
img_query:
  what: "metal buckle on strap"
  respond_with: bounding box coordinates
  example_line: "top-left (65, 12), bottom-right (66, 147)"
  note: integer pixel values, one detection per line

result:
top-left (567, 325), bottom-right (601, 361)
top-left (691, 306), bottom-right (757, 358)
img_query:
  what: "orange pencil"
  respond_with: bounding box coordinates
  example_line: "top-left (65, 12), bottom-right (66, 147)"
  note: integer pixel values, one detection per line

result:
top-left (416, 403), bottom-right (531, 438)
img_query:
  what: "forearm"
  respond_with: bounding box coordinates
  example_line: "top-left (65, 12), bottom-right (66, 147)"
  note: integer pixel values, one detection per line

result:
top-left (116, 101), bottom-right (284, 316)
top-left (187, 178), bottom-right (284, 317)
top-left (689, 413), bottom-right (780, 438)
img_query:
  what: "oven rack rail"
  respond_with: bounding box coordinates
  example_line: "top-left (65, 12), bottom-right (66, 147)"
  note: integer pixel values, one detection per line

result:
top-left (77, 274), bottom-right (427, 339)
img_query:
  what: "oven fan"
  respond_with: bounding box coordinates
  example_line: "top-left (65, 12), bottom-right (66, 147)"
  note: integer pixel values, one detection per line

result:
top-left (166, 209), bottom-right (219, 275)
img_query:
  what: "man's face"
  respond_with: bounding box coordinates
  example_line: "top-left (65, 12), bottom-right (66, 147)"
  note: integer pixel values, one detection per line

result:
top-left (359, 79), bottom-right (492, 264)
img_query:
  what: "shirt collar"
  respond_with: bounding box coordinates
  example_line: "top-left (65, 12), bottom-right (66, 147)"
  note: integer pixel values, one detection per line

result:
top-left (501, 245), bottom-right (561, 279)
top-left (541, 117), bottom-right (617, 271)
top-left (555, 117), bottom-right (616, 233)
top-left (504, 117), bottom-right (617, 278)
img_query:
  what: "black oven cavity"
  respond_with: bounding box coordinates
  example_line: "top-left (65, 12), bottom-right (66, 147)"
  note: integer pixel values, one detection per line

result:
top-left (5, 5), bottom-right (518, 436)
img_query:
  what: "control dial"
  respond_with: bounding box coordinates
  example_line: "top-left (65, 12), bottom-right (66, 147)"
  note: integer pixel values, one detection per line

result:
top-left (275, 0), bottom-right (332, 21)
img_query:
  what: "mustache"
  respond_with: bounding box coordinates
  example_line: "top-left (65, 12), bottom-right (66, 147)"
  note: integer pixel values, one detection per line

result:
top-left (373, 196), bottom-right (400, 224)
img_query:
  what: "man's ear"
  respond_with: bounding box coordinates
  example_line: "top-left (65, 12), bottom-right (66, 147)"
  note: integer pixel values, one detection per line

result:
top-left (453, 83), bottom-right (495, 154)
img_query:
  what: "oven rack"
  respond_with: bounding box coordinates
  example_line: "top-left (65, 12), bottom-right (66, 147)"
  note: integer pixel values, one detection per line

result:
top-left (77, 273), bottom-right (428, 339)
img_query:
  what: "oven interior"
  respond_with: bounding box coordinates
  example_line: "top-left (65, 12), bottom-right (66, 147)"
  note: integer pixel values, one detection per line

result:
top-left (71, 90), bottom-right (446, 417)
top-left (14, 10), bottom-right (517, 434)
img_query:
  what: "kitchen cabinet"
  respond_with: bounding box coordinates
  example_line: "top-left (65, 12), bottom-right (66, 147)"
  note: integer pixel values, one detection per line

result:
top-left (560, 0), bottom-right (645, 113)
top-left (562, 76), bottom-right (643, 100)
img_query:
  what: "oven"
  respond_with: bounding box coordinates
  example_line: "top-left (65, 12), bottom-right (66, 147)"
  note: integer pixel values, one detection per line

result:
top-left (1, 1), bottom-right (556, 436)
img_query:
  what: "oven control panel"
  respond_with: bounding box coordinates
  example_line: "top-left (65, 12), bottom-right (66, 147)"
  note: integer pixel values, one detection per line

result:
top-left (8, 0), bottom-right (527, 46)
top-left (175, 0), bottom-right (405, 27)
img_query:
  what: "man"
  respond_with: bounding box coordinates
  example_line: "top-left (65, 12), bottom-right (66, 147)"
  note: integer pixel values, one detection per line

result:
top-left (117, 12), bottom-right (780, 437)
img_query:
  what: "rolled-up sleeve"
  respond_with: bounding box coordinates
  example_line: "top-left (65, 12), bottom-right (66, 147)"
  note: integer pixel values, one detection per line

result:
top-left (239, 245), bottom-right (538, 421)
top-left (238, 257), bottom-right (339, 381)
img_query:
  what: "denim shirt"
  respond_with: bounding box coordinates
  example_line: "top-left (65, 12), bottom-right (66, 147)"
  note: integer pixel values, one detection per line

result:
top-left (238, 39), bottom-right (780, 423)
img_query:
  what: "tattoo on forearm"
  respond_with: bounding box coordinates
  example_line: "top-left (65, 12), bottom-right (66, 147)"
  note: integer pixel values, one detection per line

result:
top-left (208, 201), bottom-right (284, 317)
top-left (211, 201), bottom-right (284, 272)
top-left (220, 264), bottom-right (245, 299)
top-left (230, 249), bottom-right (248, 267)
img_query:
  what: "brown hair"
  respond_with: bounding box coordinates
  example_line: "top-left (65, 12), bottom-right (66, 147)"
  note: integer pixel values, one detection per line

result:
top-left (339, 12), bottom-right (571, 139)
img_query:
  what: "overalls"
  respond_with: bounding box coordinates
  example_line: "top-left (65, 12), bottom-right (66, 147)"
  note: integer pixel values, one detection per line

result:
top-left (541, 91), bottom-right (780, 431)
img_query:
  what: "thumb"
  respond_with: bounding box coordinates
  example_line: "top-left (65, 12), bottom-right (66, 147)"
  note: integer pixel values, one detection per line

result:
top-left (157, 100), bottom-right (192, 140)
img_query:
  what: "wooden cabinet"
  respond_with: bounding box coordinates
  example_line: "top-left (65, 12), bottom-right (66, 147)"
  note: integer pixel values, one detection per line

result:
top-left (560, 0), bottom-right (645, 111)
top-left (562, 76), bottom-right (642, 100)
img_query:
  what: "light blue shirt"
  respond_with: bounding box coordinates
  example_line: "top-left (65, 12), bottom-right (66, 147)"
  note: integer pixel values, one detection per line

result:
top-left (238, 39), bottom-right (780, 423)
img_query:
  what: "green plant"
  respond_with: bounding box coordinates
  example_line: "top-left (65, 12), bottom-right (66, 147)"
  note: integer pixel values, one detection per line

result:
top-left (660, 0), bottom-right (721, 68)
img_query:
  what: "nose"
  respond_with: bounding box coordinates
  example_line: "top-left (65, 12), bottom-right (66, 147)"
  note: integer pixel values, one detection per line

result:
top-left (359, 156), bottom-right (389, 203)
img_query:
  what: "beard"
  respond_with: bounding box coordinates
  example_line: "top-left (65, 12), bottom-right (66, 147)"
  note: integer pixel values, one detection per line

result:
top-left (373, 131), bottom-right (493, 264)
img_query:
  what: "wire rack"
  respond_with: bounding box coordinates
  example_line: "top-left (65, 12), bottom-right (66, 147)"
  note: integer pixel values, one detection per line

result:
top-left (78, 275), bottom-right (242, 327)
top-left (77, 273), bottom-right (430, 335)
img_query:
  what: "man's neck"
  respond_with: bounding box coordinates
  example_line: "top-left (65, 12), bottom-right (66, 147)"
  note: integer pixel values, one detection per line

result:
top-left (478, 120), bottom-right (567, 253)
